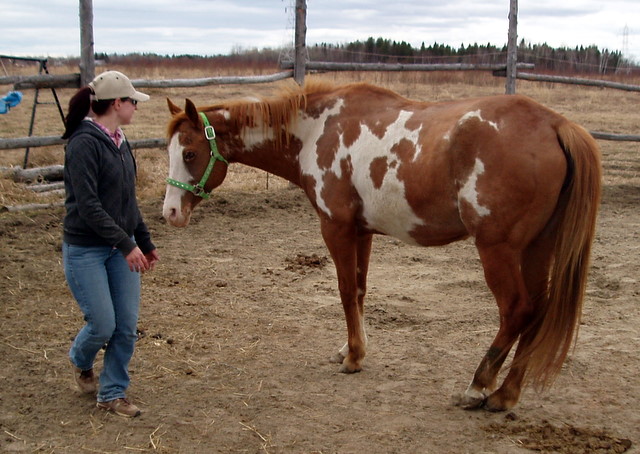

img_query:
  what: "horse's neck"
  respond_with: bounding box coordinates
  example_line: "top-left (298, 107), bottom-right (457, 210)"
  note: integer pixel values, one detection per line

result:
top-left (235, 122), bottom-right (303, 185)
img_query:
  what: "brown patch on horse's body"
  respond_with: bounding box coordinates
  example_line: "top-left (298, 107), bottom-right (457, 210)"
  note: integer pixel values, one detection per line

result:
top-left (163, 79), bottom-right (601, 411)
top-left (369, 157), bottom-right (389, 190)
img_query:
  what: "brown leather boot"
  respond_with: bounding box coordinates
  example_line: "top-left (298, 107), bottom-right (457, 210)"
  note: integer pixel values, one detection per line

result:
top-left (70, 361), bottom-right (98, 394)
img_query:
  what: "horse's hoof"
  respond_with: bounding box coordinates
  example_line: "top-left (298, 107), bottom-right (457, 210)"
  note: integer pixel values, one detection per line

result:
top-left (484, 402), bottom-right (508, 412)
top-left (338, 361), bottom-right (362, 374)
top-left (484, 394), bottom-right (515, 412)
top-left (452, 392), bottom-right (486, 410)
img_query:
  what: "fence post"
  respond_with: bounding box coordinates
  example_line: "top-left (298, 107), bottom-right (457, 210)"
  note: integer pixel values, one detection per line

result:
top-left (505, 0), bottom-right (518, 94)
top-left (293, 0), bottom-right (307, 86)
top-left (79, 0), bottom-right (95, 87)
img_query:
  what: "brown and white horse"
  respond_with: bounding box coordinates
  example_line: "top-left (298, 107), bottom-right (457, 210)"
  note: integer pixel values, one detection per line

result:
top-left (162, 80), bottom-right (601, 411)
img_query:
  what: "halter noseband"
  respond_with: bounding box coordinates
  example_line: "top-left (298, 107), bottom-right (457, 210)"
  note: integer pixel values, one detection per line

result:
top-left (166, 112), bottom-right (228, 199)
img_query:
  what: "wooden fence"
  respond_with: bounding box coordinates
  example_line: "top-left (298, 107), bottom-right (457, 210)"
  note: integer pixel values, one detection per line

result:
top-left (1, 68), bottom-right (638, 151)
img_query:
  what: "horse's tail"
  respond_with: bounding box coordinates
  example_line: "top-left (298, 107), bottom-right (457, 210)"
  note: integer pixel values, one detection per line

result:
top-left (526, 120), bottom-right (602, 389)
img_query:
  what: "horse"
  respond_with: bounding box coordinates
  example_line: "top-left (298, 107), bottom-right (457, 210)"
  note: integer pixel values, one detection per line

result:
top-left (162, 79), bottom-right (601, 411)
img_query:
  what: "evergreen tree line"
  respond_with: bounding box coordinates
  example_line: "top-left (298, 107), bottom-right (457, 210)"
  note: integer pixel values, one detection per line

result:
top-left (308, 37), bottom-right (632, 74)
top-left (90, 36), bottom-right (635, 76)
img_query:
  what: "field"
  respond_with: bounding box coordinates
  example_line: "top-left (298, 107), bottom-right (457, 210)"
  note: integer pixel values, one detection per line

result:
top-left (0, 65), bottom-right (639, 453)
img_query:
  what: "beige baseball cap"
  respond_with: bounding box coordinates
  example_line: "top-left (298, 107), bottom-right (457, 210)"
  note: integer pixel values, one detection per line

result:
top-left (89, 70), bottom-right (150, 102)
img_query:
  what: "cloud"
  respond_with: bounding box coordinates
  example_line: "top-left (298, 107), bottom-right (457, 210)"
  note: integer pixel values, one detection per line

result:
top-left (0, 0), bottom-right (637, 60)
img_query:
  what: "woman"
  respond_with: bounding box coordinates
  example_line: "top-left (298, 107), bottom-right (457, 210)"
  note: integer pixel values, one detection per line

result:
top-left (62, 70), bottom-right (159, 417)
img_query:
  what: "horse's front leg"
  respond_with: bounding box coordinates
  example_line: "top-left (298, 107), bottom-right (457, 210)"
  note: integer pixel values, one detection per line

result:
top-left (320, 219), bottom-right (369, 373)
top-left (331, 233), bottom-right (373, 368)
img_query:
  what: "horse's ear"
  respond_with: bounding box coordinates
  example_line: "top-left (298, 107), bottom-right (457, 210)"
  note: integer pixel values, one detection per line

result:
top-left (184, 99), bottom-right (201, 127)
top-left (167, 98), bottom-right (182, 116)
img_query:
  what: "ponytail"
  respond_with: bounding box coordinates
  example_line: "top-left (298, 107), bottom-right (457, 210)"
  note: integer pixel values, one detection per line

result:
top-left (62, 86), bottom-right (92, 139)
top-left (62, 86), bottom-right (116, 139)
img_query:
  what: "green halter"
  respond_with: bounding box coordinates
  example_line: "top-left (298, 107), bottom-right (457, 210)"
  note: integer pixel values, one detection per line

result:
top-left (166, 112), bottom-right (228, 199)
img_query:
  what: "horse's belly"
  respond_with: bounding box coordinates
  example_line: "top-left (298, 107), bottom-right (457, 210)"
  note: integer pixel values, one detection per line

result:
top-left (357, 179), bottom-right (466, 246)
top-left (359, 185), bottom-right (422, 244)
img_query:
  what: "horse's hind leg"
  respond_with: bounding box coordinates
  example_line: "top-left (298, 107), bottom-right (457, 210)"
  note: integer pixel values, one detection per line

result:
top-left (483, 236), bottom-right (554, 411)
top-left (459, 243), bottom-right (533, 410)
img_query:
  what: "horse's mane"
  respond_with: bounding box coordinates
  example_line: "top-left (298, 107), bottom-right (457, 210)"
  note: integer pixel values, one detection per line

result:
top-left (204, 79), bottom-right (341, 145)
top-left (167, 79), bottom-right (397, 146)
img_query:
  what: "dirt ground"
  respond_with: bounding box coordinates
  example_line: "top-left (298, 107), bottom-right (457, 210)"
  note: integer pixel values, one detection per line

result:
top-left (0, 171), bottom-right (638, 453)
top-left (1, 77), bottom-right (639, 453)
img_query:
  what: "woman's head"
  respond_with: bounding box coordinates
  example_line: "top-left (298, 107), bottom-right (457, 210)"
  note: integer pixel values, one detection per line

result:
top-left (62, 71), bottom-right (149, 139)
top-left (88, 71), bottom-right (149, 103)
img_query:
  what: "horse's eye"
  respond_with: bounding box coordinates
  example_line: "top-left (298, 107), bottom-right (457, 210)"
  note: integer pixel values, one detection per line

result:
top-left (183, 150), bottom-right (196, 162)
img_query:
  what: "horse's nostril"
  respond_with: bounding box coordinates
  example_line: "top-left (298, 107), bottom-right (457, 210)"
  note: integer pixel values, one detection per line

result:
top-left (163, 207), bottom-right (177, 221)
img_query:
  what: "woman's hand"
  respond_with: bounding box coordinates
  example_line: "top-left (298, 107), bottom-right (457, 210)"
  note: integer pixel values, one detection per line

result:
top-left (125, 247), bottom-right (150, 273)
top-left (144, 249), bottom-right (160, 271)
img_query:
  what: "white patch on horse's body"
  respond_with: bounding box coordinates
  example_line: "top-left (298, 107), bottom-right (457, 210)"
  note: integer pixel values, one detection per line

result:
top-left (411, 124), bottom-right (424, 161)
top-left (162, 134), bottom-right (191, 219)
top-left (459, 158), bottom-right (491, 217)
top-left (458, 109), bottom-right (499, 131)
top-left (297, 99), bottom-right (345, 216)
top-left (242, 123), bottom-right (277, 149)
top-left (348, 111), bottom-right (424, 244)
top-left (299, 105), bottom-right (425, 245)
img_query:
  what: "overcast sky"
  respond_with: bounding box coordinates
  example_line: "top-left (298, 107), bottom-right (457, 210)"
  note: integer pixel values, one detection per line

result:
top-left (1, 1), bottom-right (638, 63)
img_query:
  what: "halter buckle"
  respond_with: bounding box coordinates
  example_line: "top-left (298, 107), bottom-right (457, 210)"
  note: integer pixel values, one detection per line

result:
top-left (204, 125), bottom-right (216, 140)
top-left (192, 184), bottom-right (210, 199)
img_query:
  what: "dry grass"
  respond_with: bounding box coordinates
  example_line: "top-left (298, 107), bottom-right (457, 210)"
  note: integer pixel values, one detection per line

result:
top-left (1, 63), bottom-right (638, 207)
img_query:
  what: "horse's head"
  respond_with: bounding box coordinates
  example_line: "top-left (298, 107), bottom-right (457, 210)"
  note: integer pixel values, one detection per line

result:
top-left (163, 98), bottom-right (230, 227)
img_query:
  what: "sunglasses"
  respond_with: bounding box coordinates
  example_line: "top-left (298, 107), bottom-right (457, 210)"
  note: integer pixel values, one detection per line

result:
top-left (120, 98), bottom-right (138, 106)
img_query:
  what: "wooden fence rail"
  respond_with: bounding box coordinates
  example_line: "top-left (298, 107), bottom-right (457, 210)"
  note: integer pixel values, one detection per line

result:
top-left (132, 71), bottom-right (293, 88)
top-left (0, 71), bottom-right (294, 90)
top-left (1, 130), bottom-right (636, 153)
top-left (0, 136), bottom-right (167, 150)
top-left (0, 74), bottom-right (81, 89)
top-left (280, 61), bottom-right (535, 72)
top-left (590, 132), bottom-right (640, 142)
top-left (493, 71), bottom-right (640, 92)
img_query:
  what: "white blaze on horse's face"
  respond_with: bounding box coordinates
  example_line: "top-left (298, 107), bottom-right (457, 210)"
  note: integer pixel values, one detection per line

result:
top-left (163, 133), bottom-right (193, 227)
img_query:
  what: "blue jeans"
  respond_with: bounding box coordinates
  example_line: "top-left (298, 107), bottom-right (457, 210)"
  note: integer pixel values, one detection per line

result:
top-left (63, 242), bottom-right (140, 402)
